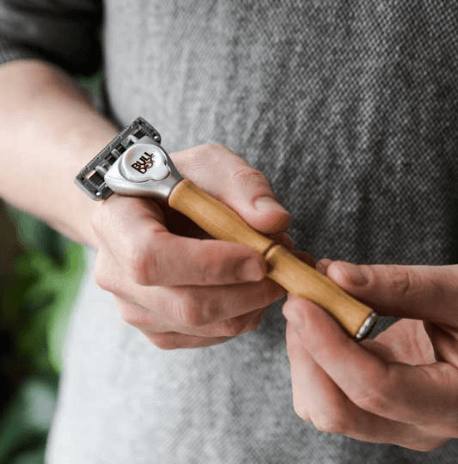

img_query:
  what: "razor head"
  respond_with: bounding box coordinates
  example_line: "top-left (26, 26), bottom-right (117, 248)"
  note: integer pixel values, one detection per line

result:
top-left (75, 117), bottom-right (162, 200)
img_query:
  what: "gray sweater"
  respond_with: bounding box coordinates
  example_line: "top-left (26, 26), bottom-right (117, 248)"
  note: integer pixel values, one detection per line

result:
top-left (2, 0), bottom-right (458, 462)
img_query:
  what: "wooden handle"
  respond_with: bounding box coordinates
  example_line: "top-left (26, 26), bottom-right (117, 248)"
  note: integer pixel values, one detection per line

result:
top-left (169, 180), bottom-right (275, 254)
top-left (169, 179), bottom-right (376, 339)
top-left (265, 245), bottom-right (374, 337)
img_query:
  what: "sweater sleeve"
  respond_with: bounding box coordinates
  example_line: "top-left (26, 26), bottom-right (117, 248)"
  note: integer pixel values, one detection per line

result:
top-left (0, 0), bottom-right (103, 75)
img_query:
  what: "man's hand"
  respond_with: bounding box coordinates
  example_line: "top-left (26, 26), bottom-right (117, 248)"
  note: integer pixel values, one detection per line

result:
top-left (91, 144), bottom-right (291, 349)
top-left (0, 61), bottom-right (289, 351)
top-left (283, 259), bottom-right (458, 451)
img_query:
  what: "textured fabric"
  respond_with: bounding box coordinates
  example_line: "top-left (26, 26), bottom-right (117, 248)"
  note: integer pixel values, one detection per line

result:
top-left (2, 0), bottom-right (458, 462)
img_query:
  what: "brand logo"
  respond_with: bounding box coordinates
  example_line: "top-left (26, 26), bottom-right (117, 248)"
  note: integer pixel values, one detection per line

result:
top-left (131, 152), bottom-right (154, 174)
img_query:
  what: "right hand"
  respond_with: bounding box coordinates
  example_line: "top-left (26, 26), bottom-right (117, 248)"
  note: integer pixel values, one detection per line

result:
top-left (91, 144), bottom-right (291, 349)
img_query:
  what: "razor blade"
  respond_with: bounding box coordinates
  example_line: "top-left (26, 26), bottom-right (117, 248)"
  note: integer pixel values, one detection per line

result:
top-left (75, 117), bottom-right (182, 202)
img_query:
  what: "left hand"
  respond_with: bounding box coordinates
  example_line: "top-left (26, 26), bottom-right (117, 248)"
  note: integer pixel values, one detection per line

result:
top-left (283, 259), bottom-right (458, 451)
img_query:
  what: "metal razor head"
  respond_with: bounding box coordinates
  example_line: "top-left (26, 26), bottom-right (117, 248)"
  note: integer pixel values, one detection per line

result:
top-left (75, 117), bottom-right (182, 202)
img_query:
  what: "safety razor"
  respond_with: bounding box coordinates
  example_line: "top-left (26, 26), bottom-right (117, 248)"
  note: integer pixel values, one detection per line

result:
top-left (75, 117), bottom-right (378, 340)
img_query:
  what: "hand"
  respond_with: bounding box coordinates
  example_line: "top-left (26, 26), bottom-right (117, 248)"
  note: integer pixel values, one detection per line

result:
top-left (91, 144), bottom-right (291, 349)
top-left (283, 259), bottom-right (458, 451)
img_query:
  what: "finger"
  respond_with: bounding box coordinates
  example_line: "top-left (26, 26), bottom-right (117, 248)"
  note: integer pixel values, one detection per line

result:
top-left (175, 145), bottom-right (291, 234)
top-left (315, 258), bottom-right (332, 275)
top-left (175, 306), bottom-right (268, 339)
top-left (94, 195), bottom-right (267, 286)
top-left (95, 249), bottom-right (284, 326)
top-left (151, 281), bottom-right (284, 327)
top-left (324, 261), bottom-right (458, 326)
top-left (286, 324), bottom-right (446, 451)
top-left (117, 294), bottom-right (268, 340)
top-left (143, 330), bottom-right (232, 350)
top-left (363, 319), bottom-right (436, 365)
top-left (283, 295), bottom-right (458, 433)
top-left (286, 323), bottom-right (316, 422)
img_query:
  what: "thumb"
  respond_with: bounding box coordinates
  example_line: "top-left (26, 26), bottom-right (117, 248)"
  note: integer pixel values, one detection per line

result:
top-left (322, 260), bottom-right (458, 326)
top-left (175, 144), bottom-right (290, 234)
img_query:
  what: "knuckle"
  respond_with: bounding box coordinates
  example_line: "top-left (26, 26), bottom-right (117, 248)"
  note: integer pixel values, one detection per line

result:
top-left (118, 303), bottom-right (148, 328)
top-left (396, 436), bottom-right (447, 452)
top-left (246, 316), bottom-right (263, 333)
top-left (126, 246), bottom-right (158, 286)
top-left (194, 246), bottom-right (238, 285)
top-left (195, 298), bottom-right (218, 326)
top-left (312, 413), bottom-right (347, 435)
top-left (121, 311), bottom-right (141, 327)
top-left (219, 318), bottom-right (247, 337)
top-left (173, 294), bottom-right (207, 327)
top-left (390, 265), bottom-right (418, 298)
top-left (232, 166), bottom-right (269, 186)
top-left (293, 402), bottom-right (311, 422)
top-left (195, 254), bottom-right (223, 285)
top-left (149, 333), bottom-right (180, 350)
top-left (420, 439), bottom-right (450, 452)
top-left (93, 254), bottom-right (119, 294)
top-left (94, 267), bottom-right (112, 292)
top-left (245, 309), bottom-right (266, 331)
top-left (411, 442), bottom-right (442, 453)
top-left (219, 310), bottom-right (264, 337)
top-left (351, 378), bottom-right (391, 413)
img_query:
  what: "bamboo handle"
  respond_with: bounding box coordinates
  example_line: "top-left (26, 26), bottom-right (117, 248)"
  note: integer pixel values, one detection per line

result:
top-left (169, 179), bottom-right (376, 339)
top-left (265, 245), bottom-right (374, 337)
top-left (169, 180), bottom-right (275, 254)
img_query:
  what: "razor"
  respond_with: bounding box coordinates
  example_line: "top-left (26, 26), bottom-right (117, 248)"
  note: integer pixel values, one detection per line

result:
top-left (75, 117), bottom-right (378, 340)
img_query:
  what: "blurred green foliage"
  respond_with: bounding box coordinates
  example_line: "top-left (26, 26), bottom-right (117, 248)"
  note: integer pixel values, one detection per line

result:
top-left (0, 209), bottom-right (86, 464)
top-left (0, 67), bottom-right (100, 463)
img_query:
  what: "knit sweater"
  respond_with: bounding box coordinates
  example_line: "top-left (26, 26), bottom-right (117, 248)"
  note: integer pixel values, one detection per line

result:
top-left (1, 1), bottom-right (458, 462)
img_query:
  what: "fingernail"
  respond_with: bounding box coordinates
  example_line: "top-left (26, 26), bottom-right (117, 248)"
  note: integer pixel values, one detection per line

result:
top-left (238, 258), bottom-right (265, 282)
top-left (339, 262), bottom-right (368, 286)
top-left (254, 196), bottom-right (289, 215)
